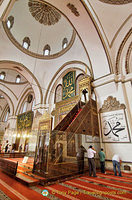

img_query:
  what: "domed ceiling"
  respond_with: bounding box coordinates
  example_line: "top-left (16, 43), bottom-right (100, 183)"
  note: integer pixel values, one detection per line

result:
top-left (3, 0), bottom-right (76, 59)
top-left (98, 0), bottom-right (132, 4)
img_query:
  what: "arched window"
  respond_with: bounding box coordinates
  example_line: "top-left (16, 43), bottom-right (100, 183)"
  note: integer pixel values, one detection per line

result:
top-left (43, 44), bottom-right (51, 56)
top-left (22, 37), bottom-right (30, 49)
top-left (5, 111), bottom-right (9, 122)
top-left (6, 16), bottom-right (14, 29)
top-left (62, 38), bottom-right (68, 49)
top-left (75, 74), bottom-right (85, 95)
top-left (55, 84), bottom-right (62, 103)
top-left (22, 102), bottom-right (28, 113)
top-left (27, 94), bottom-right (33, 103)
top-left (0, 72), bottom-right (6, 80)
top-left (15, 75), bottom-right (21, 83)
top-left (4, 108), bottom-right (10, 122)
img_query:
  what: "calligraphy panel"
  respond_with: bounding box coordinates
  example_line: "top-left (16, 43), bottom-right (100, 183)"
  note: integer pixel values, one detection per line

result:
top-left (17, 111), bottom-right (33, 131)
top-left (100, 110), bottom-right (130, 143)
top-left (62, 71), bottom-right (75, 100)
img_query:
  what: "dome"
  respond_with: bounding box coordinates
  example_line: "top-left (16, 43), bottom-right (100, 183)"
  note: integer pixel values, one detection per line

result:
top-left (3, 0), bottom-right (76, 59)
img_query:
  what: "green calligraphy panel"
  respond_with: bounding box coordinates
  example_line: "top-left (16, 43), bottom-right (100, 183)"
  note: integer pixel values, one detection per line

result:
top-left (62, 71), bottom-right (75, 100)
top-left (17, 111), bottom-right (33, 131)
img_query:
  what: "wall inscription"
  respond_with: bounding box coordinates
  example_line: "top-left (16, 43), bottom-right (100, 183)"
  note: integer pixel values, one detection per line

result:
top-left (62, 71), bottom-right (75, 100)
top-left (101, 110), bottom-right (130, 142)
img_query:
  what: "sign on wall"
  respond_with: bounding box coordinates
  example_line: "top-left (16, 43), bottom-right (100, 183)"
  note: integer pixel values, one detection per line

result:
top-left (100, 96), bottom-right (130, 143)
top-left (62, 71), bottom-right (75, 100)
top-left (100, 110), bottom-right (130, 142)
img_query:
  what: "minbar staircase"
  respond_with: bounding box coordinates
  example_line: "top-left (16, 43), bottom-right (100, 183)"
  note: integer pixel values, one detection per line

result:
top-left (48, 99), bottom-right (99, 180)
top-left (53, 99), bottom-right (99, 136)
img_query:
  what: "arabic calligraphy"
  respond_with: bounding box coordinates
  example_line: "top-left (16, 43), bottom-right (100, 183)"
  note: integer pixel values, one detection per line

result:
top-left (104, 121), bottom-right (125, 137)
top-left (62, 71), bottom-right (75, 100)
top-left (101, 110), bottom-right (130, 142)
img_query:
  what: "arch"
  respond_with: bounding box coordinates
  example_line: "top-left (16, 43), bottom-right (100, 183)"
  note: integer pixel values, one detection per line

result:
top-left (44, 61), bottom-right (92, 105)
top-left (0, 60), bottom-right (43, 106)
top-left (75, 73), bottom-right (85, 96)
top-left (54, 84), bottom-right (62, 103)
top-left (1, 104), bottom-right (9, 121)
top-left (15, 88), bottom-right (34, 115)
top-left (0, 89), bottom-right (14, 116)
top-left (125, 42), bottom-right (132, 74)
top-left (45, 0), bottom-right (112, 77)
top-left (115, 29), bottom-right (132, 74)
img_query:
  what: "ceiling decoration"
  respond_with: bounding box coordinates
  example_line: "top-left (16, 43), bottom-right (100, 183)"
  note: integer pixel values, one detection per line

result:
top-left (67, 3), bottom-right (80, 16)
top-left (98, 0), bottom-right (132, 4)
top-left (0, 0), bottom-right (4, 6)
top-left (28, 0), bottom-right (61, 25)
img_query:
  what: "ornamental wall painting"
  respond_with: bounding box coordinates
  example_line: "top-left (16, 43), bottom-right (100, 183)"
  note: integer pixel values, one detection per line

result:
top-left (99, 96), bottom-right (131, 143)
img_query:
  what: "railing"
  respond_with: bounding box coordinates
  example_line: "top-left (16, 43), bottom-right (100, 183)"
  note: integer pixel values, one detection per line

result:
top-left (0, 152), bottom-right (26, 158)
top-left (0, 158), bottom-right (18, 176)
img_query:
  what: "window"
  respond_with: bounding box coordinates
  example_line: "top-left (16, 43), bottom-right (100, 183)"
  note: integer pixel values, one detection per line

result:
top-left (22, 102), bottom-right (27, 113)
top-left (4, 108), bottom-right (10, 122)
top-left (22, 37), bottom-right (30, 49)
top-left (55, 85), bottom-right (62, 103)
top-left (62, 38), bottom-right (68, 49)
top-left (27, 94), bottom-right (33, 103)
top-left (15, 75), bottom-right (21, 83)
top-left (5, 111), bottom-right (9, 122)
top-left (6, 16), bottom-right (14, 29)
top-left (0, 72), bottom-right (6, 80)
top-left (43, 44), bottom-right (51, 56)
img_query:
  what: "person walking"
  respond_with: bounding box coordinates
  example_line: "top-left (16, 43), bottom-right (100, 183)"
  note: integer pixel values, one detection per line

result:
top-left (76, 145), bottom-right (87, 174)
top-left (112, 154), bottom-right (122, 177)
top-left (99, 148), bottom-right (105, 173)
top-left (87, 145), bottom-right (97, 177)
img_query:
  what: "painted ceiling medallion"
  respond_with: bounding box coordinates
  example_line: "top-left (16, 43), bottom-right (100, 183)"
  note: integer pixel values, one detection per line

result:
top-left (28, 0), bottom-right (61, 25)
top-left (98, 0), bottom-right (132, 4)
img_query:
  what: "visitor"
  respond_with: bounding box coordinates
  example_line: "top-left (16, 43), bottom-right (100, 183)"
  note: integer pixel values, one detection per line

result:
top-left (99, 148), bottom-right (105, 173)
top-left (112, 154), bottom-right (122, 177)
top-left (87, 145), bottom-right (97, 177)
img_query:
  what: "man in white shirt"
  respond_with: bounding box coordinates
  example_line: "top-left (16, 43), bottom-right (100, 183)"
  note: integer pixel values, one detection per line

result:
top-left (112, 154), bottom-right (122, 177)
top-left (87, 145), bottom-right (97, 177)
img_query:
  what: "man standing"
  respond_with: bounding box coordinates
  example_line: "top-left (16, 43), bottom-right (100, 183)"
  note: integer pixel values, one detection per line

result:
top-left (99, 148), bottom-right (105, 173)
top-left (112, 154), bottom-right (122, 176)
top-left (87, 145), bottom-right (97, 177)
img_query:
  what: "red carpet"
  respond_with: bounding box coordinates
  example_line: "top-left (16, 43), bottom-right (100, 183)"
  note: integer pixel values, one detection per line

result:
top-left (0, 159), bottom-right (132, 200)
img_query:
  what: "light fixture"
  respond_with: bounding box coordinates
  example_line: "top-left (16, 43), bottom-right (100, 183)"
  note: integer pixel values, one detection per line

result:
top-left (17, 133), bottom-right (20, 138)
